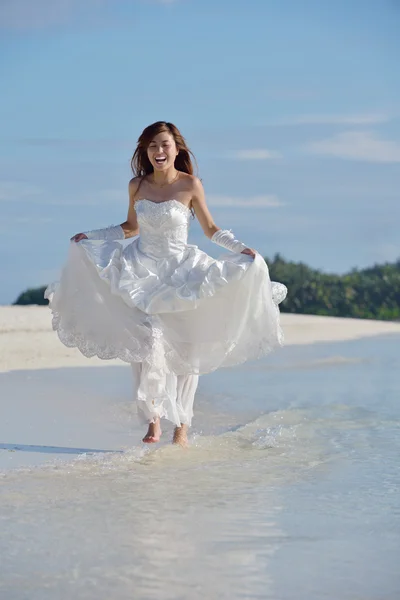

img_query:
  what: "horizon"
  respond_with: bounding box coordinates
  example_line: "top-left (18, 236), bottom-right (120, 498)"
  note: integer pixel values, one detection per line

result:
top-left (1, 0), bottom-right (399, 304)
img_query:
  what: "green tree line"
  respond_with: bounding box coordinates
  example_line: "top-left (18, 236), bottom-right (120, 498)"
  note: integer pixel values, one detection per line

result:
top-left (267, 254), bottom-right (400, 321)
top-left (13, 255), bottom-right (400, 321)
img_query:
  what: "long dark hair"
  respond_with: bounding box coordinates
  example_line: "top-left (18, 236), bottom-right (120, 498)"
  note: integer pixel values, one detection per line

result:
top-left (131, 121), bottom-right (198, 177)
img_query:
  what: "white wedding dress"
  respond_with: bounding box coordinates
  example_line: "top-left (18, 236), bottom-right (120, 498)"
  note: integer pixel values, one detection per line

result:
top-left (45, 199), bottom-right (287, 426)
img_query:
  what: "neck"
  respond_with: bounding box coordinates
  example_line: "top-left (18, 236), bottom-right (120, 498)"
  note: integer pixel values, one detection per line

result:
top-left (152, 167), bottom-right (178, 185)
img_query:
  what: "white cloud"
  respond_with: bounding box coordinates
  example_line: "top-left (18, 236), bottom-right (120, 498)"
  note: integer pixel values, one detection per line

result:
top-left (11, 216), bottom-right (53, 223)
top-left (0, 0), bottom-right (177, 30)
top-left (231, 149), bottom-right (282, 160)
top-left (0, 181), bottom-right (43, 201)
top-left (75, 188), bottom-right (125, 206)
top-left (0, 0), bottom-right (114, 30)
top-left (0, 215), bottom-right (53, 235)
top-left (0, 181), bottom-right (127, 206)
top-left (207, 195), bottom-right (284, 208)
top-left (268, 113), bottom-right (389, 127)
top-left (13, 137), bottom-right (132, 149)
top-left (305, 131), bottom-right (400, 163)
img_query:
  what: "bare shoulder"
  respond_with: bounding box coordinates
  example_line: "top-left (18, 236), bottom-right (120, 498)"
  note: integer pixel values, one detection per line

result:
top-left (128, 176), bottom-right (146, 203)
top-left (176, 172), bottom-right (198, 186)
top-left (189, 176), bottom-right (205, 204)
top-left (181, 174), bottom-right (203, 195)
top-left (128, 176), bottom-right (142, 194)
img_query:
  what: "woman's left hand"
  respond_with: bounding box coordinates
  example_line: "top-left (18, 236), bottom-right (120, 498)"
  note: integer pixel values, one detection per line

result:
top-left (241, 247), bottom-right (257, 259)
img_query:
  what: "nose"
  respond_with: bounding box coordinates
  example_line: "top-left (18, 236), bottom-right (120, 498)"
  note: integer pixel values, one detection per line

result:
top-left (155, 145), bottom-right (164, 154)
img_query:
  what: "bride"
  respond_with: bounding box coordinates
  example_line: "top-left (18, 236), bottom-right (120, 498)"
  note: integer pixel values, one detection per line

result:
top-left (45, 121), bottom-right (287, 447)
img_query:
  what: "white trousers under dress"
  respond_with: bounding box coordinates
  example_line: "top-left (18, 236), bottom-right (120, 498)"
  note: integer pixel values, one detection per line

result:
top-left (131, 362), bottom-right (199, 427)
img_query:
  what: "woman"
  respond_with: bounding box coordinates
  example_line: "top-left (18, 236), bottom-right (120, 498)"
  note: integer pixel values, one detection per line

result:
top-left (45, 121), bottom-right (287, 447)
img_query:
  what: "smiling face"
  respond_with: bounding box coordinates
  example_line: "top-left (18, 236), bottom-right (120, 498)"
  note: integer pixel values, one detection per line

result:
top-left (147, 131), bottom-right (179, 171)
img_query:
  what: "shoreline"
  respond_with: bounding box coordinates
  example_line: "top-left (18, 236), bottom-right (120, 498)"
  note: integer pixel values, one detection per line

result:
top-left (1, 305), bottom-right (400, 373)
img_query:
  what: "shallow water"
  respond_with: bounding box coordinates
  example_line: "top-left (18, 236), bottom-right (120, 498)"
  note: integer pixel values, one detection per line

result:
top-left (1, 335), bottom-right (399, 599)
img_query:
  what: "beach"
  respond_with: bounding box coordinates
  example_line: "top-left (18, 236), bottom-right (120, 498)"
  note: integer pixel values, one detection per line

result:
top-left (1, 307), bottom-right (400, 599)
top-left (1, 305), bottom-right (400, 372)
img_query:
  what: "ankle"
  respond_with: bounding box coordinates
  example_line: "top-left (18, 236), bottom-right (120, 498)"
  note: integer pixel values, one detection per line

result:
top-left (175, 423), bottom-right (188, 431)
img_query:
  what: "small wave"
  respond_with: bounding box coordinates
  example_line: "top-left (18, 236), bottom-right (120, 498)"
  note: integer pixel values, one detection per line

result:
top-left (2, 403), bottom-right (382, 484)
top-left (242, 355), bottom-right (367, 371)
top-left (0, 409), bottom-right (313, 479)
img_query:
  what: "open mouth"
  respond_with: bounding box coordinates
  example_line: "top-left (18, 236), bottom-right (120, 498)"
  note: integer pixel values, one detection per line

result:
top-left (155, 156), bottom-right (167, 166)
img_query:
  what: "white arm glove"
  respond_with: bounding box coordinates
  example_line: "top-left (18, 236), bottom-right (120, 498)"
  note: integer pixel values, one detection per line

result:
top-left (211, 229), bottom-right (247, 253)
top-left (84, 225), bottom-right (125, 241)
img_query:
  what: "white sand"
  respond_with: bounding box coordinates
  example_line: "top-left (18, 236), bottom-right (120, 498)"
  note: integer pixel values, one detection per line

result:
top-left (1, 305), bottom-right (400, 373)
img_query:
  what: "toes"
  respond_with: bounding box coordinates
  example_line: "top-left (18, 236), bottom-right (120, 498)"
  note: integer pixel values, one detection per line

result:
top-left (142, 425), bottom-right (162, 444)
top-left (142, 435), bottom-right (160, 443)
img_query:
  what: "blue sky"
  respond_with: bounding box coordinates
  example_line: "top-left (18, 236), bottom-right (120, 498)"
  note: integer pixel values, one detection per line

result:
top-left (1, 0), bottom-right (399, 304)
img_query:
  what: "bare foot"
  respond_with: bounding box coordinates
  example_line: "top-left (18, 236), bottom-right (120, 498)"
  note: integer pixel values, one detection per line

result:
top-left (173, 424), bottom-right (189, 447)
top-left (142, 418), bottom-right (162, 443)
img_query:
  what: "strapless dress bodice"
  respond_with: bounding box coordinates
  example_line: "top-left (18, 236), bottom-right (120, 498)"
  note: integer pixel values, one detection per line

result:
top-left (135, 199), bottom-right (191, 259)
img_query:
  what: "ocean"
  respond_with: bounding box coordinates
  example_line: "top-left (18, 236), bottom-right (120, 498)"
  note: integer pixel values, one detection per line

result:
top-left (1, 334), bottom-right (399, 599)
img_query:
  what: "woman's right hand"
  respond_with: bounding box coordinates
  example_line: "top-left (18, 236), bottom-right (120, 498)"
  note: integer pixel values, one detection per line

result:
top-left (70, 233), bottom-right (88, 243)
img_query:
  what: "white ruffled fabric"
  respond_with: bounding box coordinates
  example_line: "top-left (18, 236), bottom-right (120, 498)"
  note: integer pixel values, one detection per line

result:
top-left (45, 199), bottom-right (287, 425)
